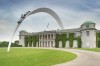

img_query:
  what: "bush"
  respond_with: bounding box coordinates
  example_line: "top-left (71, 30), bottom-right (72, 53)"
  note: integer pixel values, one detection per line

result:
top-left (0, 41), bottom-right (22, 47)
top-left (0, 41), bottom-right (9, 47)
top-left (11, 43), bottom-right (22, 47)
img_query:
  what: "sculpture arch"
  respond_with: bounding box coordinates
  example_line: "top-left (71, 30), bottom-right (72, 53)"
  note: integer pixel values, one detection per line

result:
top-left (29, 8), bottom-right (64, 29)
top-left (7, 7), bottom-right (64, 52)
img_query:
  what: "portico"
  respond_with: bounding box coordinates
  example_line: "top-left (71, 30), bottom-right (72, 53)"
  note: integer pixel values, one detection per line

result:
top-left (38, 31), bottom-right (56, 47)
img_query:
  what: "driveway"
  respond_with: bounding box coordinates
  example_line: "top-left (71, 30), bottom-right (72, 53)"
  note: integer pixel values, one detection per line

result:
top-left (53, 48), bottom-right (100, 66)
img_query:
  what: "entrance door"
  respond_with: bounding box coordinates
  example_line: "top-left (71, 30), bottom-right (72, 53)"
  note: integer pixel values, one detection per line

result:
top-left (86, 42), bottom-right (90, 48)
top-left (66, 41), bottom-right (69, 48)
top-left (73, 40), bottom-right (77, 48)
top-left (59, 41), bottom-right (62, 48)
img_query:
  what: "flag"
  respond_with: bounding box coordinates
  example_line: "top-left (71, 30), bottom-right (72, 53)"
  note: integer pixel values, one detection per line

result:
top-left (47, 23), bottom-right (49, 28)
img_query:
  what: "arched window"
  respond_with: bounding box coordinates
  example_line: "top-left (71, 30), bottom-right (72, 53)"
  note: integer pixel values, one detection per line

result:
top-left (66, 33), bottom-right (69, 38)
top-left (86, 24), bottom-right (89, 28)
top-left (48, 34), bottom-right (50, 39)
top-left (86, 31), bottom-right (89, 36)
top-left (74, 33), bottom-right (76, 37)
top-left (51, 34), bottom-right (53, 39)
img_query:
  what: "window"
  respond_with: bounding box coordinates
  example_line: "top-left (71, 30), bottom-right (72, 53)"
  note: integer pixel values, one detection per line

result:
top-left (51, 34), bottom-right (53, 39)
top-left (66, 33), bottom-right (69, 38)
top-left (48, 34), bottom-right (50, 39)
top-left (86, 31), bottom-right (89, 36)
top-left (74, 33), bottom-right (76, 37)
top-left (40, 35), bottom-right (42, 39)
top-left (20, 36), bottom-right (21, 39)
top-left (40, 41), bottom-right (41, 45)
top-left (86, 24), bottom-right (89, 28)
top-left (51, 41), bottom-right (53, 44)
top-left (59, 33), bottom-right (61, 39)
top-left (43, 35), bottom-right (44, 39)
top-left (43, 41), bottom-right (44, 47)
top-left (45, 34), bottom-right (47, 39)
top-left (40, 41), bottom-right (41, 47)
top-left (94, 24), bottom-right (95, 28)
top-left (51, 41), bottom-right (53, 47)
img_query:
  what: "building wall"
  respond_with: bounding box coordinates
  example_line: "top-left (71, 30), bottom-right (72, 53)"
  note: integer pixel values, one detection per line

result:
top-left (38, 32), bottom-right (56, 47)
top-left (81, 30), bottom-right (96, 48)
top-left (19, 35), bottom-right (25, 46)
top-left (81, 22), bottom-right (96, 48)
top-left (19, 22), bottom-right (97, 48)
top-left (19, 31), bottom-right (28, 47)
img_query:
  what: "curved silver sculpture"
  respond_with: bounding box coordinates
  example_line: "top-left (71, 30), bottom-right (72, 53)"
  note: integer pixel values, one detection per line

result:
top-left (7, 7), bottom-right (64, 52)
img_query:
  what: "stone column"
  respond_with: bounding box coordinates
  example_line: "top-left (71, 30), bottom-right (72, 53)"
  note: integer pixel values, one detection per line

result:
top-left (42, 41), bottom-right (44, 47)
top-left (36, 42), bottom-right (38, 47)
top-left (53, 41), bottom-right (55, 47)
top-left (43, 34), bottom-right (44, 39)
top-left (32, 42), bottom-right (33, 47)
top-left (41, 34), bottom-right (42, 39)
top-left (51, 41), bottom-right (53, 47)
top-left (40, 42), bottom-right (41, 47)
top-left (53, 33), bottom-right (55, 39)
top-left (47, 34), bottom-right (48, 39)
top-left (45, 41), bottom-right (46, 47)
top-left (46, 41), bottom-right (47, 47)
top-left (39, 41), bottom-right (40, 47)
top-left (42, 41), bottom-right (43, 47)
top-left (44, 41), bottom-right (46, 47)
top-left (44, 41), bottom-right (45, 47)
top-left (47, 41), bottom-right (48, 47)
top-left (48, 41), bottom-right (49, 47)
top-left (41, 41), bottom-right (42, 47)
top-left (28, 42), bottom-right (29, 47)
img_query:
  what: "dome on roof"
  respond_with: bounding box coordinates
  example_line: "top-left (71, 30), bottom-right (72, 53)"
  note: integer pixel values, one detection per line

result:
top-left (20, 30), bottom-right (26, 32)
top-left (83, 21), bottom-right (95, 25)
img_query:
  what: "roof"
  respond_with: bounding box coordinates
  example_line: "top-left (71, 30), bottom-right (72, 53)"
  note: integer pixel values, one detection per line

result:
top-left (57, 28), bottom-right (81, 33)
top-left (20, 30), bottom-right (26, 32)
top-left (39, 30), bottom-right (56, 34)
top-left (83, 21), bottom-right (95, 25)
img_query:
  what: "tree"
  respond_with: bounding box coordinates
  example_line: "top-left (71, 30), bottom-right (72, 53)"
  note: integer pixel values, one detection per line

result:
top-left (0, 41), bottom-right (9, 47)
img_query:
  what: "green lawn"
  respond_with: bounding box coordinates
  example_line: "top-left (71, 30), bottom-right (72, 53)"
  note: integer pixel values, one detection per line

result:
top-left (78, 48), bottom-right (100, 52)
top-left (0, 48), bottom-right (77, 66)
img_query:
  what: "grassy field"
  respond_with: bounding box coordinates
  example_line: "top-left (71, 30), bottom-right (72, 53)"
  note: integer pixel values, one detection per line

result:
top-left (78, 48), bottom-right (100, 52)
top-left (0, 48), bottom-right (77, 66)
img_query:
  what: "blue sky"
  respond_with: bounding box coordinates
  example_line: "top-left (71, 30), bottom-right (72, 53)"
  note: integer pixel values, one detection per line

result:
top-left (0, 0), bottom-right (100, 41)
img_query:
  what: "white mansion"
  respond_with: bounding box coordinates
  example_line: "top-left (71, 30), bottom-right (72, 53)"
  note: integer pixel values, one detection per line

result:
top-left (19, 21), bottom-right (99, 48)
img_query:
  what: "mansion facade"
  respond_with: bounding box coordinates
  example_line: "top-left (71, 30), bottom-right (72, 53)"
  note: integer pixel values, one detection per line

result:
top-left (19, 21), bottom-right (100, 48)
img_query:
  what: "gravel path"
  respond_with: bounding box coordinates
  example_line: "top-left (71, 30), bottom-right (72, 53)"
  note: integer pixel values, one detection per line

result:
top-left (53, 49), bottom-right (100, 66)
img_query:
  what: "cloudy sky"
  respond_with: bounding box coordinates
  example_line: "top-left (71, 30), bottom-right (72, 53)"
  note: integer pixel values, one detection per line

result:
top-left (0, 0), bottom-right (100, 41)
